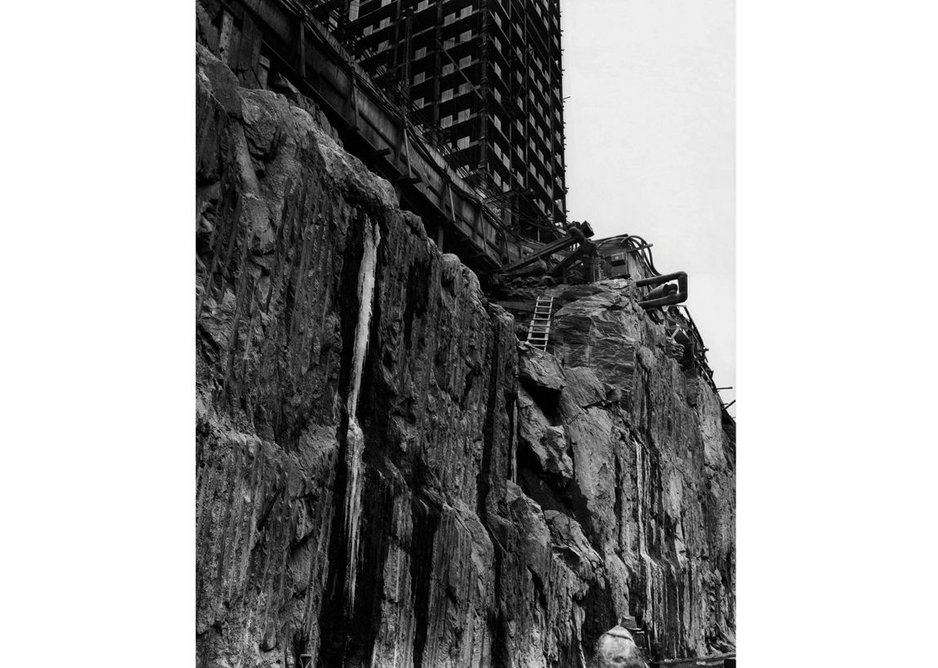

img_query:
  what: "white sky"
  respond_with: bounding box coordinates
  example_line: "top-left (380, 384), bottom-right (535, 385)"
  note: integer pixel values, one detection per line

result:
top-left (561, 0), bottom-right (735, 413)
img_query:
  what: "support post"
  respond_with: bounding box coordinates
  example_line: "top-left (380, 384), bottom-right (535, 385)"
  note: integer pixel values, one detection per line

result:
top-left (298, 19), bottom-right (306, 78)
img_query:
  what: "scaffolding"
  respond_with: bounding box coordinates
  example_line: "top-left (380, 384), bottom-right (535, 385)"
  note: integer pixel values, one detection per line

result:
top-left (304, 0), bottom-right (568, 239)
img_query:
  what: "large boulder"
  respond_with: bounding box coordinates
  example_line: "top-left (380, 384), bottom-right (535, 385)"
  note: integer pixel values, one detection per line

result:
top-left (551, 283), bottom-right (640, 402)
top-left (593, 626), bottom-right (647, 668)
top-left (559, 365), bottom-right (608, 418)
top-left (518, 342), bottom-right (565, 393)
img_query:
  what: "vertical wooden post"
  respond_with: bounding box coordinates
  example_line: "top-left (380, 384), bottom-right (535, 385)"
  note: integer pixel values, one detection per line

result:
top-left (258, 55), bottom-right (270, 88)
top-left (431, 1), bottom-right (443, 125)
top-left (447, 182), bottom-right (457, 226)
top-left (298, 20), bottom-right (307, 78)
top-left (500, 220), bottom-right (509, 264)
top-left (349, 75), bottom-right (360, 133)
top-left (478, 0), bottom-right (489, 172)
top-left (403, 129), bottom-right (414, 179)
top-left (472, 206), bottom-right (483, 250)
top-left (403, 11), bottom-right (413, 106)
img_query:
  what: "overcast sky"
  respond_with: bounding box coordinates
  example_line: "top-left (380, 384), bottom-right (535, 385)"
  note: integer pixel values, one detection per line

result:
top-left (561, 0), bottom-right (735, 413)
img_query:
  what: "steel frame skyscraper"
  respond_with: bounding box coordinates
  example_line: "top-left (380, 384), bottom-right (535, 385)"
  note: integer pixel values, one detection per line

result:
top-left (316, 0), bottom-right (567, 238)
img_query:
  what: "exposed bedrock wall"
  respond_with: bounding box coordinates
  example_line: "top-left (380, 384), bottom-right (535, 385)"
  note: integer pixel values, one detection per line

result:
top-left (510, 284), bottom-right (736, 659)
top-left (195, 42), bottom-right (734, 668)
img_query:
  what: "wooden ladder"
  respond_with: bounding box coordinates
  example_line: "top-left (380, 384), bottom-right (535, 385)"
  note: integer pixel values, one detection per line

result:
top-left (526, 295), bottom-right (554, 350)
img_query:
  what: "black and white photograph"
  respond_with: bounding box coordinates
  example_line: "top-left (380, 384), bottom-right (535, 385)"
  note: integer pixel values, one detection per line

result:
top-left (194, 1), bottom-right (732, 666)
top-left (5, 1), bottom-right (937, 667)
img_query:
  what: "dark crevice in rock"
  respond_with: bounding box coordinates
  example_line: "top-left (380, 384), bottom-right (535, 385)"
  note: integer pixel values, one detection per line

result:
top-left (478, 321), bottom-right (510, 667)
top-left (347, 469), bottom-right (395, 666)
top-left (403, 261), bottom-right (430, 348)
top-left (410, 496), bottom-right (441, 668)
top-left (316, 207), bottom-right (380, 664)
top-left (516, 447), bottom-right (575, 517)
top-left (523, 382), bottom-right (564, 426)
top-left (315, 418), bottom-right (352, 665)
top-left (256, 485), bottom-right (284, 532)
top-left (614, 446), bottom-right (625, 549)
top-left (580, 580), bottom-right (617, 663)
top-left (477, 320), bottom-right (502, 522)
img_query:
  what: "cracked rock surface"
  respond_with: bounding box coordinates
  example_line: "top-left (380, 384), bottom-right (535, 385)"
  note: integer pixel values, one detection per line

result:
top-left (196, 43), bottom-right (734, 668)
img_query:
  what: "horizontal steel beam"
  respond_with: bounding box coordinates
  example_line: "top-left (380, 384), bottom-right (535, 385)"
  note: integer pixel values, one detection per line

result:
top-left (231, 0), bottom-right (526, 272)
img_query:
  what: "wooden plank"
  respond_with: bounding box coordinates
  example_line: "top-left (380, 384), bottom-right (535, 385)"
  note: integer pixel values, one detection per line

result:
top-left (298, 20), bottom-right (306, 78)
top-left (233, 14), bottom-right (262, 71)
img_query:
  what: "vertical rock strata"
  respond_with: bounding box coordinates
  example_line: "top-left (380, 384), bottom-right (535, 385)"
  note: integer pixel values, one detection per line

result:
top-left (196, 47), bottom-right (734, 668)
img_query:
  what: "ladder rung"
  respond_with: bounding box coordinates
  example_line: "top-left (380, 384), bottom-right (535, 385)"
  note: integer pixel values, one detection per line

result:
top-left (527, 294), bottom-right (553, 349)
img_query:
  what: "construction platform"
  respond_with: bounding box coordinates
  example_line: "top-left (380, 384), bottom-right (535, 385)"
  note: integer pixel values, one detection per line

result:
top-left (200, 0), bottom-right (558, 274)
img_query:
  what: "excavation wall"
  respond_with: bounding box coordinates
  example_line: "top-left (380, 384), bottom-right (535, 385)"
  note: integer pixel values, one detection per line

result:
top-left (195, 44), bottom-right (734, 668)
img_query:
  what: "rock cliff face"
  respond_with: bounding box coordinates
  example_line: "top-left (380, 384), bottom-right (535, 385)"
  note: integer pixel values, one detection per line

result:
top-left (196, 45), bottom-right (734, 668)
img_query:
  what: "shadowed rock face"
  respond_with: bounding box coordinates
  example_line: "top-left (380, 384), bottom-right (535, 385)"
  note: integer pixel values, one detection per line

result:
top-left (196, 39), bottom-right (734, 668)
top-left (513, 283), bottom-right (736, 660)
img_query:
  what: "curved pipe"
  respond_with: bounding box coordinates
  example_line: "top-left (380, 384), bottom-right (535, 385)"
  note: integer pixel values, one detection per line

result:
top-left (636, 271), bottom-right (688, 309)
top-left (499, 221), bottom-right (593, 275)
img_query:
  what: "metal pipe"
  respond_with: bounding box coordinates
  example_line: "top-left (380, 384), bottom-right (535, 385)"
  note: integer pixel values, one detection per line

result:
top-left (499, 221), bottom-right (591, 274)
top-left (640, 283), bottom-right (677, 302)
top-left (635, 271), bottom-right (688, 309)
top-left (550, 239), bottom-right (596, 277)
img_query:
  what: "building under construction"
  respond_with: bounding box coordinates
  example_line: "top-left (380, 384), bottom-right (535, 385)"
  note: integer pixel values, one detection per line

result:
top-left (197, 0), bottom-right (732, 416)
top-left (311, 0), bottom-right (567, 238)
